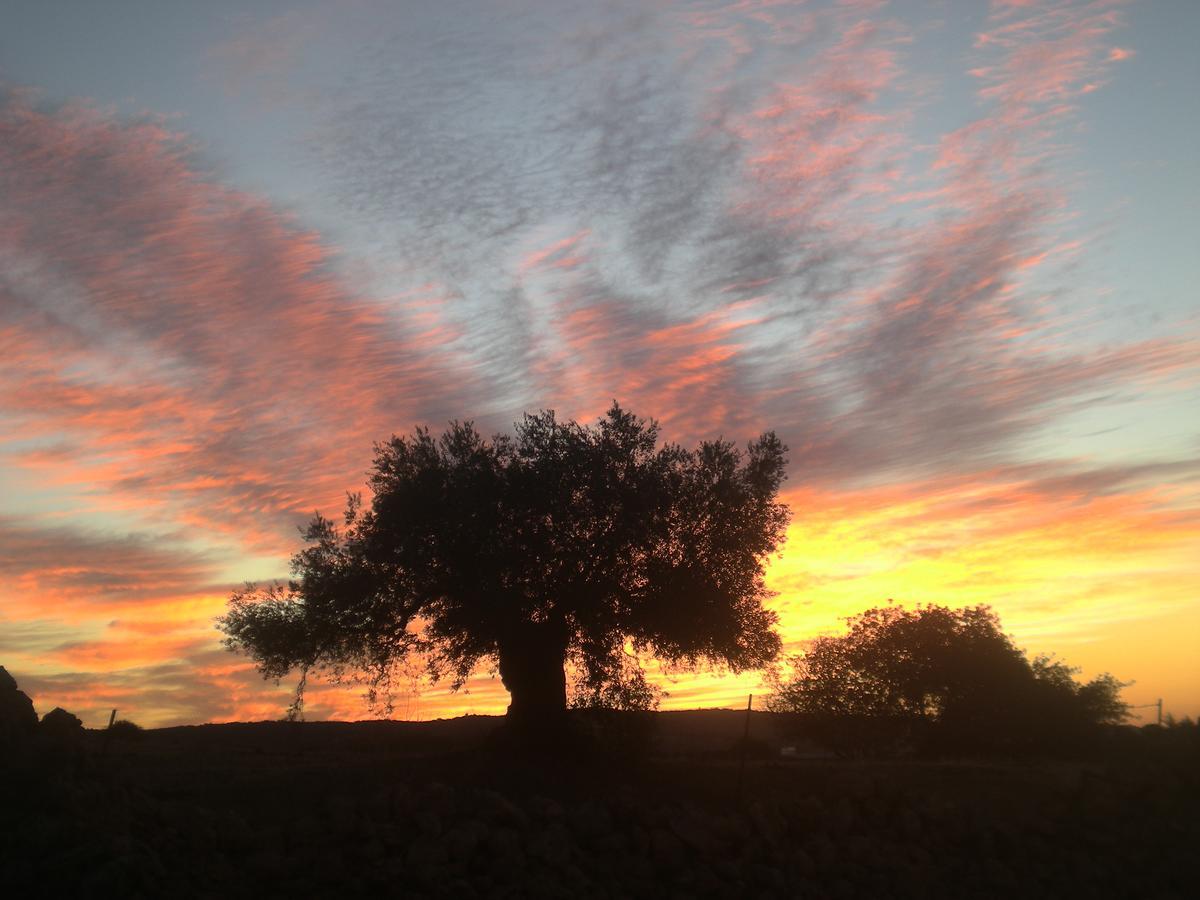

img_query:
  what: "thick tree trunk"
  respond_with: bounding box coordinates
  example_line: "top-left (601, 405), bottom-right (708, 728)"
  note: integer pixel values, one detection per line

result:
top-left (496, 620), bottom-right (569, 735)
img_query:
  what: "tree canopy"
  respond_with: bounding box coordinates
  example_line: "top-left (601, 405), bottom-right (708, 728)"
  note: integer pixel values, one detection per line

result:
top-left (769, 603), bottom-right (1129, 755)
top-left (219, 404), bottom-right (790, 726)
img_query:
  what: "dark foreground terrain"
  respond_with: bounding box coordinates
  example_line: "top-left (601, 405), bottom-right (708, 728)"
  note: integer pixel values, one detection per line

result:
top-left (2, 711), bottom-right (1196, 899)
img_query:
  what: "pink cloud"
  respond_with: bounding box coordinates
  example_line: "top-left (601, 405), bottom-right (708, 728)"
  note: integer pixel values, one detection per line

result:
top-left (519, 230), bottom-right (591, 274)
top-left (0, 92), bottom-right (480, 554)
top-left (973, 1), bottom-right (1130, 115)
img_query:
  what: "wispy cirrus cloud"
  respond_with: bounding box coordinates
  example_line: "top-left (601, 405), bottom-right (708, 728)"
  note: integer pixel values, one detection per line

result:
top-left (0, 91), bottom-right (481, 553)
top-left (301, 0), bottom-right (1190, 480)
top-left (0, 517), bottom-right (220, 617)
top-left (4, 6), bottom-right (1170, 505)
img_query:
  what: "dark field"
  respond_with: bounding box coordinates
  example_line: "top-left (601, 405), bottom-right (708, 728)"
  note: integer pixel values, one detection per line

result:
top-left (3, 711), bottom-right (1196, 899)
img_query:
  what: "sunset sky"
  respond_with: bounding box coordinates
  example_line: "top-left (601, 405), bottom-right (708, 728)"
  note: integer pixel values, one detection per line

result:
top-left (2, 0), bottom-right (1196, 727)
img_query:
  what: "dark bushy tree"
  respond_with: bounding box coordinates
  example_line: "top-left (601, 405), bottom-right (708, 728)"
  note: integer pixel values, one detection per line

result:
top-left (220, 404), bottom-right (789, 731)
top-left (769, 603), bottom-right (1129, 755)
top-left (107, 719), bottom-right (145, 741)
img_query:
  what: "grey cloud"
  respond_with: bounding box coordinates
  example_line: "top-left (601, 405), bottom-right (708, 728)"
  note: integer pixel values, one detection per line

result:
top-left (0, 517), bottom-right (222, 604)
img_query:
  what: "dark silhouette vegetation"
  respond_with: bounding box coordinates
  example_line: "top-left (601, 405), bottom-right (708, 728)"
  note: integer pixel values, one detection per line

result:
top-left (108, 718), bottom-right (145, 740)
top-left (6, 407), bottom-right (1192, 895)
top-left (2, 667), bottom-right (1195, 899)
top-left (39, 706), bottom-right (86, 742)
top-left (769, 603), bottom-right (1130, 757)
top-left (219, 404), bottom-right (789, 738)
top-left (0, 664), bottom-right (37, 747)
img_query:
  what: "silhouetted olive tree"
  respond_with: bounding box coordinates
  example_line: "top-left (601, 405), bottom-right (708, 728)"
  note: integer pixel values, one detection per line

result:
top-left (220, 404), bottom-right (789, 732)
top-left (769, 603), bottom-right (1129, 755)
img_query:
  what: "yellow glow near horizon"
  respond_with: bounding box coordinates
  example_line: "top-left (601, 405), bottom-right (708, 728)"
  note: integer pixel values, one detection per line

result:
top-left (11, 475), bottom-right (1198, 730)
top-left (267, 475), bottom-right (1200, 727)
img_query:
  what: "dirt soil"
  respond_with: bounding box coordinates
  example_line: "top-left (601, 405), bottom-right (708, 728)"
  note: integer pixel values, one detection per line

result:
top-left (2, 711), bottom-right (1195, 898)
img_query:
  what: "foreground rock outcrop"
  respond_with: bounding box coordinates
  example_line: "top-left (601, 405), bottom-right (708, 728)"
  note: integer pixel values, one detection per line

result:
top-left (41, 706), bottom-right (85, 740)
top-left (0, 665), bottom-right (38, 750)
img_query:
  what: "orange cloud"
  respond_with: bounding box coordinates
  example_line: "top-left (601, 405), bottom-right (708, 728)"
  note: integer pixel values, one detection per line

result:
top-left (7, 455), bottom-right (1197, 728)
top-left (0, 92), bottom-right (480, 556)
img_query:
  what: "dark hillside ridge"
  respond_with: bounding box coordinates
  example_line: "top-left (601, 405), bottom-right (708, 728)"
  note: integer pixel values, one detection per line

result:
top-left (2, 710), bottom-right (1195, 898)
top-left (141, 708), bottom-right (791, 755)
top-left (138, 706), bottom-right (1140, 759)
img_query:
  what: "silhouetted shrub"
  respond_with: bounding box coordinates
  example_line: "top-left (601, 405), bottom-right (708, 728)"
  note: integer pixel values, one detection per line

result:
top-left (1134, 716), bottom-right (1200, 764)
top-left (788, 712), bottom-right (928, 759)
top-left (569, 707), bottom-right (659, 760)
top-left (40, 707), bottom-right (84, 741)
top-left (729, 735), bottom-right (772, 760)
top-left (109, 719), bottom-right (145, 740)
top-left (769, 603), bottom-right (1129, 757)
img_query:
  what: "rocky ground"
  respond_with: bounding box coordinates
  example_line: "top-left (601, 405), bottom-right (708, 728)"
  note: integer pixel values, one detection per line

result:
top-left (2, 714), bottom-right (1196, 899)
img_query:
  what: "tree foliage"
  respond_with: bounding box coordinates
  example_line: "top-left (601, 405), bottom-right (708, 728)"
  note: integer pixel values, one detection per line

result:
top-left (769, 603), bottom-right (1129, 755)
top-left (219, 404), bottom-right (789, 724)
